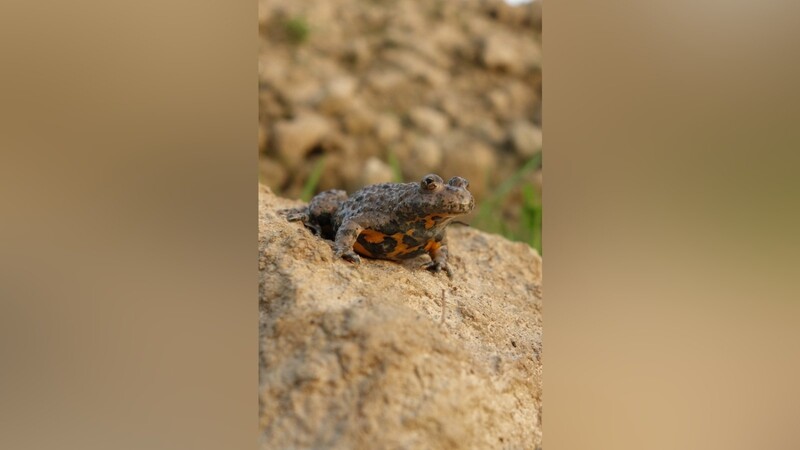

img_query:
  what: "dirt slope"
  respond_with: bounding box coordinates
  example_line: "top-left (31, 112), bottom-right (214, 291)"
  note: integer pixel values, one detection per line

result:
top-left (259, 185), bottom-right (543, 449)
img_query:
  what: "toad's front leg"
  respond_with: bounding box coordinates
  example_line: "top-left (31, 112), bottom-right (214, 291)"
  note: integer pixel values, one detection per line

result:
top-left (333, 219), bottom-right (364, 264)
top-left (423, 235), bottom-right (453, 278)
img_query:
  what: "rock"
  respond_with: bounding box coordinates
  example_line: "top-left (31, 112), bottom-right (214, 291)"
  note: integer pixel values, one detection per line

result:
top-left (273, 113), bottom-right (332, 169)
top-left (258, 124), bottom-right (269, 153)
top-left (465, 14), bottom-right (494, 39)
top-left (314, 133), bottom-right (359, 192)
top-left (259, 186), bottom-right (542, 449)
top-left (505, 80), bottom-right (537, 117)
top-left (528, 0), bottom-right (543, 32)
top-left (405, 135), bottom-right (443, 179)
top-left (393, 33), bottom-right (451, 69)
top-left (430, 23), bottom-right (469, 56)
top-left (281, 75), bottom-right (324, 106)
top-left (258, 157), bottom-right (287, 192)
top-left (487, 88), bottom-right (511, 115)
top-left (360, 157), bottom-right (395, 186)
top-left (481, 33), bottom-right (524, 74)
top-left (519, 35), bottom-right (543, 70)
top-left (256, 0), bottom-right (272, 26)
top-left (374, 114), bottom-right (402, 145)
top-left (314, 136), bottom-right (362, 192)
top-left (257, 53), bottom-right (287, 86)
top-left (326, 76), bottom-right (358, 99)
top-left (484, 0), bottom-right (532, 27)
top-left (533, 99), bottom-right (542, 126)
top-left (440, 134), bottom-right (498, 199)
top-left (343, 38), bottom-right (371, 68)
top-left (316, 153), bottom-right (346, 193)
top-left (258, 88), bottom-right (286, 119)
top-left (439, 93), bottom-right (486, 129)
top-left (341, 100), bottom-right (376, 136)
top-left (510, 120), bottom-right (543, 158)
top-left (366, 68), bottom-right (407, 93)
top-left (439, 94), bottom-right (467, 125)
top-left (317, 76), bottom-right (359, 115)
top-left (472, 119), bottom-right (506, 145)
top-left (383, 49), bottom-right (450, 87)
top-left (408, 106), bottom-right (449, 136)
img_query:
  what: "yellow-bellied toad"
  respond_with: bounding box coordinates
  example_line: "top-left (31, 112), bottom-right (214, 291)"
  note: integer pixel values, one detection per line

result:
top-left (280, 174), bottom-right (474, 277)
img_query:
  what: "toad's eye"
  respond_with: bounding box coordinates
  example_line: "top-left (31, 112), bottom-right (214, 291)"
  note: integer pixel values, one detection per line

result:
top-left (420, 174), bottom-right (442, 191)
top-left (447, 176), bottom-right (469, 189)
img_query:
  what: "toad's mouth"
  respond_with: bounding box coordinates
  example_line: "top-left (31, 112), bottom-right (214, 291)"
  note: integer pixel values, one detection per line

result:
top-left (449, 197), bottom-right (475, 214)
top-left (420, 211), bottom-right (469, 229)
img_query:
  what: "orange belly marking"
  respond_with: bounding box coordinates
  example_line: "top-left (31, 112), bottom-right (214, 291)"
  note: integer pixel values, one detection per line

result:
top-left (424, 215), bottom-right (437, 229)
top-left (353, 241), bottom-right (373, 257)
top-left (360, 229), bottom-right (386, 243)
top-left (424, 240), bottom-right (441, 252)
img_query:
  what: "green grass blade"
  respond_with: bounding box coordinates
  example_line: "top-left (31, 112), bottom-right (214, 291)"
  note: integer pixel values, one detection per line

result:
top-left (300, 157), bottom-right (326, 202)
top-left (387, 147), bottom-right (404, 183)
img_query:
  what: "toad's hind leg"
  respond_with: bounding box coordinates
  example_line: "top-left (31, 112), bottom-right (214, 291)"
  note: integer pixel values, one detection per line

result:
top-left (278, 207), bottom-right (322, 236)
top-left (278, 206), bottom-right (307, 221)
top-left (333, 220), bottom-right (364, 264)
top-left (307, 189), bottom-right (348, 239)
top-left (278, 189), bottom-right (347, 238)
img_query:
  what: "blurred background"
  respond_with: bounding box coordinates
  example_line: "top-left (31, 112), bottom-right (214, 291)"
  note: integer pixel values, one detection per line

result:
top-left (258, 0), bottom-right (542, 252)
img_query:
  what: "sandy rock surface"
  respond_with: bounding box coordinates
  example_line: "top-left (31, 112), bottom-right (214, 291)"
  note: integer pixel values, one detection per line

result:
top-left (259, 185), bottom-right (543, 449)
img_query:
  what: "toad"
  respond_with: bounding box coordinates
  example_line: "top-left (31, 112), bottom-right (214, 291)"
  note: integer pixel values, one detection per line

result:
top-left (280, 174), bottom-right (474, 277)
